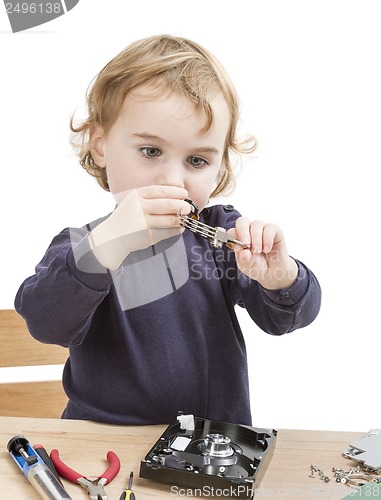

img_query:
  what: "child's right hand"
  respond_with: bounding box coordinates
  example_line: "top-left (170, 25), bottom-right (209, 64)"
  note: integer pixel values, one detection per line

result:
top-left (89, 186), bottom-right (191, 270)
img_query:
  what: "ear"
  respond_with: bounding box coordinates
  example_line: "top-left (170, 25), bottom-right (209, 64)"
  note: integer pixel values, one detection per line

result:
top-left (90, 125), bottom-right (106, 168)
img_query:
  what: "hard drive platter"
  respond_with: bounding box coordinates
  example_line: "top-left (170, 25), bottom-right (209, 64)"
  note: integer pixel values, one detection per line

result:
top-left (140, 414), bottom-right (277, 498)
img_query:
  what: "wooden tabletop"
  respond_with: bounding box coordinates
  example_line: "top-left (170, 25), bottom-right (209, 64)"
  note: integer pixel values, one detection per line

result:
top-left (0, 416), bottom-right (364, 499)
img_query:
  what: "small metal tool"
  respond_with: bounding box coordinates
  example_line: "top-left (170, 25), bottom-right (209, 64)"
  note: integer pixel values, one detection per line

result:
top-left (119, 471), bottom-right (136, 499)
top-left (179, 200), bottom-right (250, 250)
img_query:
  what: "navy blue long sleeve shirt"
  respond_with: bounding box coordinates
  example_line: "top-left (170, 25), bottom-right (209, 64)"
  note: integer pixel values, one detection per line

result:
top-left (15, 204), bottom-right (321, 425)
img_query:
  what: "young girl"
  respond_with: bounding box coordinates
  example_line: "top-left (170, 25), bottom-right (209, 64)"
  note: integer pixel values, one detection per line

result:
top-left (15, 35), bottom-right (321, 425)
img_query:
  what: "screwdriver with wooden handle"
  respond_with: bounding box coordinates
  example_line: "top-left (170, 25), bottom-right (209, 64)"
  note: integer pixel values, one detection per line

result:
top-left (119, 471), bottom-right (136, 499)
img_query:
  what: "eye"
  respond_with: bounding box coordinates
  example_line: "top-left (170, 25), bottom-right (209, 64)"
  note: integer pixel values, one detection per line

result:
top-left (139, 147), bottom-right (161, 158)
top-left (187, 156), bottom-right (208, 168)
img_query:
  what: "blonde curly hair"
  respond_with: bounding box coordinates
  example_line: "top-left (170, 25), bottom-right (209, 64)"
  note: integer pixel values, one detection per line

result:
top-left (70, 34), bottom-right (256, 198)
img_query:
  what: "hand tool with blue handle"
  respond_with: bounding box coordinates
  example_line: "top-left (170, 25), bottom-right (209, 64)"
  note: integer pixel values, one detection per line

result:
top-left (7, 435), bottom-right (72, 500)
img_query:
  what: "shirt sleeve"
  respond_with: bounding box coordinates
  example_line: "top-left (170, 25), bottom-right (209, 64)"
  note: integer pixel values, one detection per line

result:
top-left (14, 225), bottom-right (114, 347)
top-left (204, 204), bottom-right (322, 335)
top-left (239, 258), bottom-right (321, 335)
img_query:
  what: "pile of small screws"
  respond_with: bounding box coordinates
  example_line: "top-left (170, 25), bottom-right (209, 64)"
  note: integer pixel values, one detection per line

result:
top-left (309, 464), bottom-right (330, 482)
top-left (309, 464), bottom-right (381, 488)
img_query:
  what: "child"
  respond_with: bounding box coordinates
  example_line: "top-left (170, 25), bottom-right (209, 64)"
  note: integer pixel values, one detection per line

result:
top-left (15, 35), bottom-right (321, 426)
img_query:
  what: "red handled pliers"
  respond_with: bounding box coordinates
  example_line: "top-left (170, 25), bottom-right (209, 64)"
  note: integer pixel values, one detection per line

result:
top-left (50, 449), bottom-right (121, 500)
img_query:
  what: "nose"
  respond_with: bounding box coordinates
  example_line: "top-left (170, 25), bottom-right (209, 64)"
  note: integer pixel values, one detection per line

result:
top-left (156, 161), bottom-right (185, 188)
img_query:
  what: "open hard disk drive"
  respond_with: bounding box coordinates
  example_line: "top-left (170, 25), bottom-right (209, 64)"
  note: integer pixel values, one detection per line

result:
top-left (139, 413), bottom-right (277, 499)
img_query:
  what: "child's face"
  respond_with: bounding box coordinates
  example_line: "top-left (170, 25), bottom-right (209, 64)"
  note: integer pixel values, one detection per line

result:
top-left (91, 85), bottom-right (230, 210)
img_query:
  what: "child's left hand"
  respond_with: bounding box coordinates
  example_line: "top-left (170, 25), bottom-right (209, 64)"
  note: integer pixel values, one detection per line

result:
top-left (227, 217), bottom-right (298, 290)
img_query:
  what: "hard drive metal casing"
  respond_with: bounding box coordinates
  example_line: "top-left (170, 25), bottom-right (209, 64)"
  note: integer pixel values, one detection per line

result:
top-left (139, 415), bottom-right (277, 499)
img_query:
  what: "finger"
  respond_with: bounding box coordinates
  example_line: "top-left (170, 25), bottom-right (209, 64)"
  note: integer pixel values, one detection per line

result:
top-left (227, 226), bottom-right (252, 263)
top-left (262, 223), bottom-right (281, 254)
top-left (138, 185), bottom-right (189, 200)
top-left (236, 248), bottom-right (253, 262)
top-left (114, 186), bottom-right (188, 206)
top-left (232, 217), bottom-right (252, 247)
top-left (249, 220), bottom-right (266, 254)
top-left (142, 198), bottom-right (192, 217)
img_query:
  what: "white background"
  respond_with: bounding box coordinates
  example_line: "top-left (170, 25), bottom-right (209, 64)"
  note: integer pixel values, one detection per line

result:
top-left (1, 0), bottom-right (380, 432)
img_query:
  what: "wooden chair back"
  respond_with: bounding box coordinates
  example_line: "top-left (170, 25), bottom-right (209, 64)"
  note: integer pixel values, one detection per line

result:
top-left (0, 309), bottom-right (69, 418)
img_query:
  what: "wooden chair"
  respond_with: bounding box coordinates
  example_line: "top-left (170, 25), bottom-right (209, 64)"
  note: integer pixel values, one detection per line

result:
top-left (0, 310), bottom-right (69, 418)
